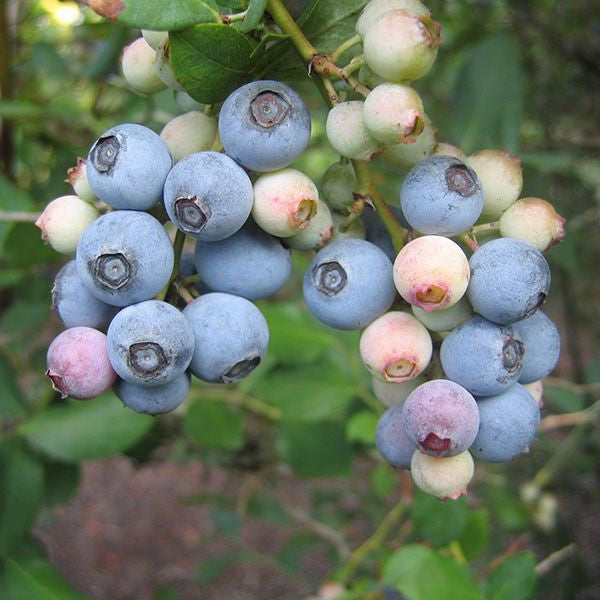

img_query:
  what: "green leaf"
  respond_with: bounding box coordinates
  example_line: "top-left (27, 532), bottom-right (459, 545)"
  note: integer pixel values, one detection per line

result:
top-left (240, 0), bottom-right (269, 32)
top-left (250, 361), bottom-right (355, 421)
top-left (92, 0), bottom-right (221, 30)
top-left (410, 490), bottom-right (469, 548)
top-left (457, 509), bottom-right (490, 562)
top-left (542, 384), bottom-right (583, 413)
top-left (371, 462), bottom-right (395, 498)
top-left (154, 588), bottom-right (185, 600)
top-left (20, 393), bottom-right (154, 462)
top-left (0, 447), bottom-right (45, 555)
top-left (259, 302), bottom-right (339, 366)
top-left (450, 32), bottom-right (525, 154)
top-left (0, 300), bottom-right (49, 335)
top-left (276, 534), bottom-right (319, 572)
top-left (382, 544), bottom-right (483, 600)
top-left (3, 224), bottom-right (58, 269)
top-left (43, 461), bottom-right (80, 508)
top-left (170, 24), bottom-right (256, 104)
top-left (4, 557), bottom-right (87, 600)
top-left (0, 177), bottom-right (35, 251)
top-left (197, 551), bottom-right (244, 585)
top-left (346, 411), bottom-right (377, 445)
top-left (485, 552), bottom-right (536, 600)
top-left (276, 420), bottom-right (352, 477)
top-left (183, 396), bottom-right (245, 449)
top-left (0, 358), bottom-right (25, 425)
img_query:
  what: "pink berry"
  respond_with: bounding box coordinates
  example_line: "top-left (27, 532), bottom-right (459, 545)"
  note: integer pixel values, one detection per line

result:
top-left (499, 197), bottom-right (566, 251)
top-left (393, 236), bottom-right (470, 311)
top-left (359, 311), bottom-right (432, 383)
top-left (410, 450), bottom-right (474, 500)
top-left (46, 327), bottom-right (116, 399)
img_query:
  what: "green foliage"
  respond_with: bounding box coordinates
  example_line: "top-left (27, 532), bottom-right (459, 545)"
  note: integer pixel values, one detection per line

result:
top-left (113, 0), bottom-right (220, 30)
top-left (485, 552), bottom-right (537, 600)
top-left (184, 396), bottom-right (245, 449)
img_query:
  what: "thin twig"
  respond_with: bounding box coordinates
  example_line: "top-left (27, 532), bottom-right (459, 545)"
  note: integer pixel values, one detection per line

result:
top-left (539, 398), bottom-right (600, 432)
top-left (535, 543), bottom-right (576, 576)
top-left (0, 210), bottom-right (40, 222)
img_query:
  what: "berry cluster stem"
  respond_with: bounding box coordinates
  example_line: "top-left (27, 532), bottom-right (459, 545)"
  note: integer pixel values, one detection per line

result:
top-left (158, 228), bottom-right (186, 302)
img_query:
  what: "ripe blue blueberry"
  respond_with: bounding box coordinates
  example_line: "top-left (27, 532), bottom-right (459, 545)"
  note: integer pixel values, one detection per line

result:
top-left (471, 384), bottom-right (540, 462)
top-left (183, 293), bottom-right (269, 383)
top-left (512, 310), bottom-right (561, 384)
top-left (163, 151), bottom-right (253, 241)
top-left (194, 219), bottom-right (291, 300)
top-left (440, 315), bottom-right (525, 396)
top-left (467, 238), bottom-right (551, 324)
top-left (76, 211), bottom-right (174, 307)
top-left (52, 260), bottom-right (119, 330)
top-left (87, 123), bottom-right (172, 210)
top-left (115, 373), bottom-right (190, 415)
top-left (361, 206), bottom-right (407, 262)
top-left (400, 156), bottom-right (483, 235)
top-left (218, 80), bottom-right (311, 172)
top-left (303, 239), bottom-right (396, 330)
top-left (376, 403), bottom-right (416, 470)
top-left (107, 300), bottom-right (194, 387)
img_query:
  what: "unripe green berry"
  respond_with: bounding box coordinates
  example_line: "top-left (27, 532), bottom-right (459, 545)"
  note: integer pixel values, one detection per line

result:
top-left (285, 199), bottom-right (334, 251)
top-left (372, 374), bottom-right (426, 407)
top-left (155, 38), bottom-right (185, 91)
top-left (363, 83), bottom-right (425, 145)
top-left (326, 101), bottom-right (382, 161)
top-left (499, 197), bottom-right (566, 251)
top-left (160, 111), bottom-right (218, 163)
top-left (433, 141), bottom-right (465, 160)
top-left (35, 195), bottom-right (99, 254)
top-left (121, 37), bottom-right (166, 95)
top-left (410, 450), bottom-right (474, 499)
top-left (363, 10), bottom-right (441, 83)
top-left (141, 29), bottom-right (168, 50)
top-left (411, 297), bottom-right (472, 333)
top-left (321, 161), bottom-right (358, 213)
top-left (66, 158), bottom-right (96, 203)
top-left (465, 149), bottom-right (523, 219)
top-left (330, 213), bottom-right (366, 243)
top-left (176, 91), bottom-right (204, 112)
top-left (381, 114), bottom-right (436, 168)
top-left (356, 0), bottom-right (430, 38)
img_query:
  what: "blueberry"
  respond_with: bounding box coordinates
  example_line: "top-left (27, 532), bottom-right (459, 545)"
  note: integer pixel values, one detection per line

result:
top-left (160, 111), bottom-right (217, 163)
top-left (163, 151), bottom-right (253, 241)
top-left (326, 101), bottom-right (381, 161)
top-left (115, 373), bottom-right (190, 415)
top-left (375, 404), bottom-right (416, 469)
top-left (303, 239), bottom-right (396, 330)
top-left (183, 293), bottom-right (269, 383)
top-left (356, 0), bottom-right (431, 39)
top-left (402, 380), bottom-right (479, 457)
top-left (372, 375), bottom-right (426, 407)
top-left (512, 310), bottom-right (561, 384)
top-left (400, 156), bottom-right (483, 235)
top-left (285, 200), bottom-right (334, 251)
top-left (121, 38), bottom-right (166, 95)
top-left (107, 300), bottom-right (194, 387)
top-left (76, 211), bottom-right (174, 307)
top-left (471, 384), bottom-right (540, 462)
top-left (321, 160), bottom-right (358, 213)
top-left (46, 327), bottom-right (116, 399)
top-left (194, 219), bottom-right (291, 300)
top-left (361, 205), bottom-right (407, 262)
top-left (440, 315), bottom-right (525, 396)
top-left (218, 80), bottom-right (311, 172)
top-left (467, 238), bottom-right (551, 324)
top-left (52, 260), bottom-right (119, 330)
top-left (87, 124), bottom-right (172, 210)
top-left (411, 450), bottom-right (474, 500)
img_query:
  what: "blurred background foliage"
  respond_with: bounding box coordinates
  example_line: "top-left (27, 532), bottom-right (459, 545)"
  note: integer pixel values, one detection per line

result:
top-left (0, 0), bottom-right (599, 598)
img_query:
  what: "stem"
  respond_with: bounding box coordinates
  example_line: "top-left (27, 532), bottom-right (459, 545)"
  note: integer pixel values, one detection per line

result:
top-left (458, 233), bottom-right (479, 252)
top-left (338, 500), bottom-right (406, 582)
top-left (353, 160), bottom-right (406, 253)
top-left (222, 10), bottom-right (247, 24)
top-left (341, 55), bottom-right (366, 77)
top-left (205, 386), bottom-right (283, 421)
top-left (158, 229), bottom-right (186, 301)
top-left (535, 543), bottom-right (576, 576)
top-left (177, 287), bottom-right (194, 304)
top-left (267, 0), bottom-right (317, 62)
top-left (470, 221), bottom-right (499, 233)
top-left (329, 33), bottom-right (362, 63)
top-left (0, 210), bottom-right (40, 222)
top-left (539, 398), bottom-right (600, 432)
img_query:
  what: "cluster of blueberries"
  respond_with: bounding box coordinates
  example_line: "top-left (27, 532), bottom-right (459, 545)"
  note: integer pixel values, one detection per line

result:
top-left (40, 0), bottom-right (565, 500)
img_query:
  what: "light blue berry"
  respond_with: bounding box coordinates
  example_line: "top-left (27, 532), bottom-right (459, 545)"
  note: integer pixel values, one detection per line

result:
top-left (376, 403), bottom-right (416, 469)
top-left (183, 293), bottom-right (269, 383)
top-left (163, 151), bottom-right (253, 241)
top-left (115, 373), bottom-right (190, 415)
top-left (87, 123), bottom-right (172, 210)
top-left (194, 219), bottom-right (291, 300)
top-left (218, 80), bottom-right (311, 172)
top-left (303, 239), bottom-right (396, 330)
top-left (471, 384), bottom-right (540, 462)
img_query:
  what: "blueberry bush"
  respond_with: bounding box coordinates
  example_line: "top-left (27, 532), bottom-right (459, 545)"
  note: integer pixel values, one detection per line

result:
top-left (0, 1), bottom-right (599, 598)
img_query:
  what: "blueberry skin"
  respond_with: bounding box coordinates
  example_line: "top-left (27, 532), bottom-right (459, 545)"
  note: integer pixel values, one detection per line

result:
top-left (303, 239), bottom-right (396, 330)
top-left (107, 300), bottom-right (194, 387)
top-left (87, 123), bottom-right (172, 210)
top-left (471, 384), bottom-right (540, 462)
top-left (163, 151), bottom-right (253, 241)
top-left (52, 260), bottom-right (119, 330)
top-left (440, 315), bottom-right (525, 396)
top-left (361, 205), bottom-right (407, 262)
top-left (400, 156), bottom-right (484, 235)
top-left (218, 80), bottom-right (311, 172)
top-left (376, 403), bottom-right (416, 469)
top-left (512, 310), bottom-right (561, 383)
top-left (183, 293), bottom-right (269, 383)
top-left (467, 238), bottom-right (551, 324)
top-left (76, 211), bottom-right (174, 307)
top-left (115, 373), bottom-right (190, 415)
top-left (194, 219), bottom-right (291, 300)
